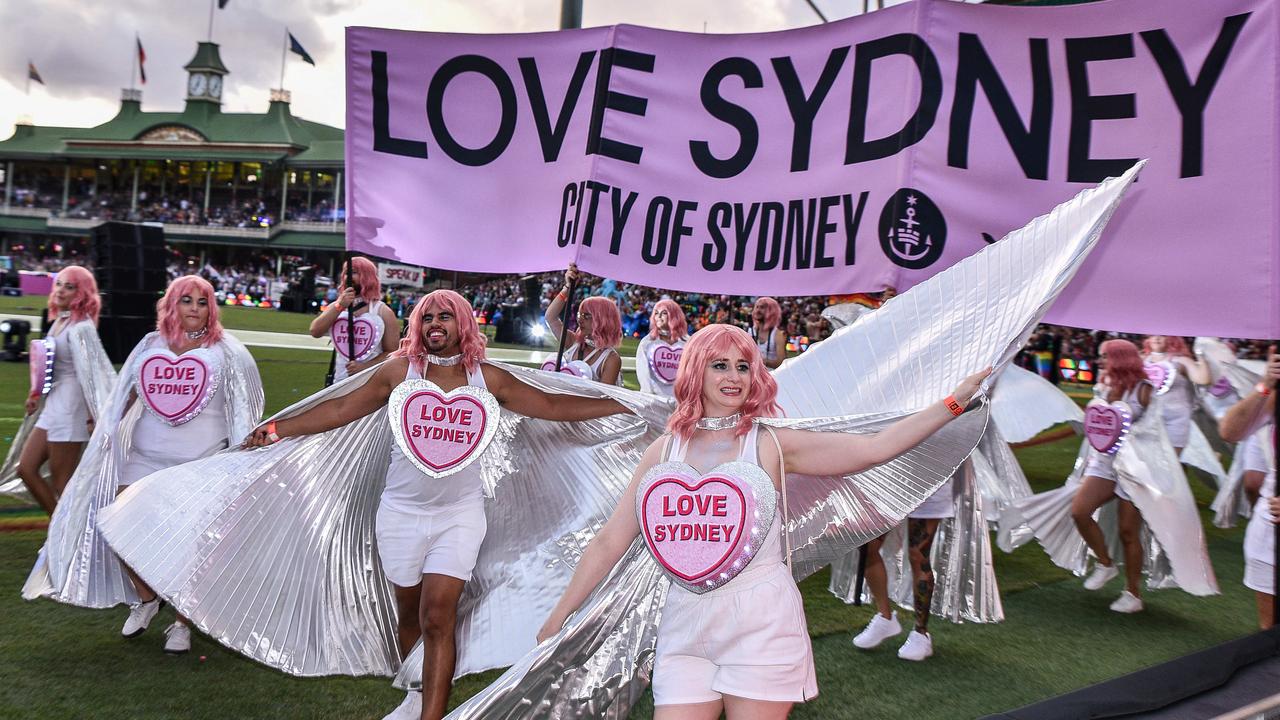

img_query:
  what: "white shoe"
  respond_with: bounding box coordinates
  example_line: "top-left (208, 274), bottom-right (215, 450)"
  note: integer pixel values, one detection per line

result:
top-left (852, 612), bottom-right (901, 649)
top-left (121, 598), bottom-right (162, 638)
top-left (1110, 590), bottom-right (1144, 614)
top-left (897, 630), bottom-right (934, 661)
top-left (1083, 563), bottom-right (1119, 591)
top-left (163, 622), bottom-right (191, 654)
top-left (381, 691), bottom-right (422, 720)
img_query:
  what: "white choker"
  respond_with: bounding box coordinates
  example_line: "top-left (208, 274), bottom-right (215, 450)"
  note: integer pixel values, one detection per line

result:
top-left (426, 353), bottom-right (463, 367)
top-left (57, 310), bottom-right (71, 320)
top-left (696, 413), bottom-right (742, 431)
top-left (185, 327), bottom-right (208, 340)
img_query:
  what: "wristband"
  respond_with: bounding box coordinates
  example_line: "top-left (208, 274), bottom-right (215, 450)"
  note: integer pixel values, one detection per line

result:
top-left (944, 395), bottom-right (965, 417)
top-left (266, 420), bottom-right (281, 444)
top-left (1258, 382), bottom-right (1274, 397)
top-left (556, 291), bottom-right (568, 301)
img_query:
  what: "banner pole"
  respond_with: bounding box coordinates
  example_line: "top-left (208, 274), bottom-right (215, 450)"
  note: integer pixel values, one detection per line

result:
top-left (1272, 351), bottom-right (1278, 627)
top-left (345, 254), bottom-right (356, 366)
top-left (553, 278), bottom-right (578, 371)
top-left (853, 546), bottom-right (868, 606)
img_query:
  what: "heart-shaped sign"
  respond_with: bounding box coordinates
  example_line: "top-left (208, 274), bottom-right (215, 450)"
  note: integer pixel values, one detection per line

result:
top-left (647, 343), bottom-right (683, 384)
top-left (331, 313), bottom-right (381, 362)
top-left (388, 379), bottom-right (500, 478)
top-left (636, 460), bottom-right (776, 594)
top-left (136, 347), bottom-right (221, 426)
top-left (1084, 400), bottom-right (1133, 455)
top-left (1143, 360), bottom-right (1176, 395)
top-left (29, 337), bottom-right (54, 396)
top-left (539, 358), bottom-right (589, 378)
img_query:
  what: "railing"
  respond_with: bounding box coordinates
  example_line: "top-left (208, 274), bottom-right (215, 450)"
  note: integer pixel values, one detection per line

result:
top-left (0, 206), bottom-right (53, 218)
top-left (166, 225), bottom-right (270, 239)
top-left (13, 213), bottom-right (345, 240)
top-left (276, 221), bottom-right (345, 234)
top-left (47, 217), bottom-right (100, 229)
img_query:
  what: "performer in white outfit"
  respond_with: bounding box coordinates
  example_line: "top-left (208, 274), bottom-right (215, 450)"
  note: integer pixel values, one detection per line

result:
top-left (749, 296), bottom-right (787, 370)
top-left (635, 298), bottom-right (689, 398)
top-left (28, 275), bottom-right (263, 657)
top-left (2, 266), bottom-right (115, 514)
top-left (1141, 335), bottom-right (1209, 454)
top-left (538, 325), bottom-right (988, 717)
top-left (1219, 346), bottom-right (1279, 629)
top-left (543, 263), bottom-right (623, 386)
top-left (310, 256), bottom-right (400, 384)
top-left (243, 290), bottom-right (634, 720)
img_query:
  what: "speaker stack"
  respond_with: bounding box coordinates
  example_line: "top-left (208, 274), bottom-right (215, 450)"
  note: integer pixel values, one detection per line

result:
top-left (92, 222), bottom-right (166, 363)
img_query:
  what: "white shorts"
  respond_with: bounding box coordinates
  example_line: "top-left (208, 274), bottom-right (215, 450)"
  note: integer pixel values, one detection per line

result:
top-left (909, 478), bottom-right (956, 520)
top-left (1244, 557), bottom-right (1275, 596)
top-left (34, 381), bottom-right (91, 443)
top-left (653, 563), bottom-right (817, 705)
top-left (375, 500), bottom-right (487, 586)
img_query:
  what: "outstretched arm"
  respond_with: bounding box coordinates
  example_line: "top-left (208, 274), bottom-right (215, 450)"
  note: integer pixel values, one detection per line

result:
top-left (242, 358), bottom-right (403, 446)
top-left (1220, 346), bottom-right (1278, 442)
top-left (1176, 355), bottom-right (1211, 385)
top-left (485, 364), bottom-right (630, 421)
top-left (778, 368), bottom-right (990, 477)
top-left (537, 438), bottom-right (662, 642)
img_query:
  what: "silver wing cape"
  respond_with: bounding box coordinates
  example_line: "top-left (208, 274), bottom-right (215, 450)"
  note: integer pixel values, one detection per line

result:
top-left (990, 364), bottom-right (1083, 444)
top-left (1007, 394), bottom-right (1219, 596)
top-left (433, 164), bottom-right (1146, 718)
top-left (26, 332), bottom-right (263, 609)
top-left (98, 359), bottom-right (674, 678)
top-left (1196, 337), bottom-right (1266, 528)
top-left (1, 320), bottom-right (117, 498)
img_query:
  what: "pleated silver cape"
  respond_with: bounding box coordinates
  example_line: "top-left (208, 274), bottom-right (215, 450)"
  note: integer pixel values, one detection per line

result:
top-left (1007, 389), bottom-right (1219, 596)
top-left (25, 332), bottom-right (263, 608)
top-left (1197, 337), bottom-right (1269, 528)
top-left (425, 164), bottom-right (1146, 717)
top-left (0, 320), bottom-right (118, 498)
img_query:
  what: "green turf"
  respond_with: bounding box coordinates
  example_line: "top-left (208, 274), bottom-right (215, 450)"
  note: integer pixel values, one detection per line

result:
top-left (0, 314), bottom-right (1263, 719)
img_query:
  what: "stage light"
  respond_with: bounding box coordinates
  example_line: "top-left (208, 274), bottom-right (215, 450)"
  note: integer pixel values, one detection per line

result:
top-left (2, 318), bottom-right (31, 362)
top-left (530, 323), bottom-right (546, 339)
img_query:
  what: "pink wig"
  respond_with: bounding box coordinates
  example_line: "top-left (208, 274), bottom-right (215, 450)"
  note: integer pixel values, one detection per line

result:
top-left (156, 275), bottom-right (223, 348)
top-left (395, 289), bottom-right (486, 374)
top-left (338, 256), bottom-right (382, 304)
top-left (648, 299), bottom-right (689, 341)
top-left (1141, 335), bottom-right (1191, 358)
top-left (1099, 339), bottom-right (1147, 396)
top-left (579, 296), bottom-right (622, 349)
top-left (49, 265), bottom-right (101, 325)
top-left (752, 296), bottom-right (781, 331)
top-left (667, 324), bottom-right (780, 440)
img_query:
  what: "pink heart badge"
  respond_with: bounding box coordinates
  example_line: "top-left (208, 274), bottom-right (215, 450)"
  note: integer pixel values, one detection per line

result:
top-left (1143, 360), bottom-right (1175, 395)
top-left (388, 379), bottom-right (500, 478)
top-left (539, 359), bottom-right (588, 377)
top-left (648, 344), bottom-right (683, 383)
top-left (29, 337), bottom-right (54, 396)
top-left (137, 348), bottom-right (220, 426)
top-left (1084, 401), bottom-right (1132, 455)
top-left (331, 314), bottom-right (380, 361)
top-left (636, 460), bottom-right (776, 594)
top-left (1208, 376), bottom-right (1234, 398)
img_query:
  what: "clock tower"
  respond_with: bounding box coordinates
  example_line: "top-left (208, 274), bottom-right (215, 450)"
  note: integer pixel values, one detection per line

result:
top-left (183, 41), bottom-right (229, 109)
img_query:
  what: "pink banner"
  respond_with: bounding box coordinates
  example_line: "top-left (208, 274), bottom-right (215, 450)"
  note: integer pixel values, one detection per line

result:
top-left (346, 0), bottom-right (1279, 338)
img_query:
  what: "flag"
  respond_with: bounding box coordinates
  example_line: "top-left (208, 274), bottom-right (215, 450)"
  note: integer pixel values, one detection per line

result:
top-left (288, 31), bottom-right (315, 66)
top-left (136, 36), bottom-right (147, 84)
top-left (27, 61), bottom-right (43, 86)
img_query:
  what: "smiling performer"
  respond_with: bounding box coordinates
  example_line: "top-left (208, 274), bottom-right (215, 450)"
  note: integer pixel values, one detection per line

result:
top-left (544, 263), bottom-right (623, 385)
top-left (0, 266), bottom-right (116, 514)
top-left (636, 299), bottom-right (689, 398)
top-left (1012, 339), bottom-right (1218, 613)
top-left (99, 288), bottom-right (657, 720)
top-left (749, 297), bottom-right (788, 370)
top-left (26, 275), bottom-right (263, 656)
top-left (310, 256), bottom-right (400, 384)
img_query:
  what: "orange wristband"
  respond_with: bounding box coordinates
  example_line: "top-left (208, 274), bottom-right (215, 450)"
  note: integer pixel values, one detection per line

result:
top-left (944, 395), bottom-right (964, 416)
top-left (266, 421), bottom-right (280, 444)
top-left (1258, 382), bottom-right (1274, 397)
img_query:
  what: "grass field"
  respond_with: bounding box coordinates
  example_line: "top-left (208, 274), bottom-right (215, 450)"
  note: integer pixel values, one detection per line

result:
top-left (0, 304), bottom-right (1262, 719)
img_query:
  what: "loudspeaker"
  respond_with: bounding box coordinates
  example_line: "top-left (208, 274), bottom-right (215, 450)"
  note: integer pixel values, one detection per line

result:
top-left (92, 222), bottom-right (166, 363)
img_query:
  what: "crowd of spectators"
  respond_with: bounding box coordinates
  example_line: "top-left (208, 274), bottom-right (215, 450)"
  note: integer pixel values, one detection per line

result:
top-left (8, 185), bottom-right (340, 227)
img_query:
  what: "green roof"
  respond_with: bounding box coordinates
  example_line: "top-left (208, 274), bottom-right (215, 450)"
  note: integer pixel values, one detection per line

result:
top-left (184, 42), bottom-right (230, 74)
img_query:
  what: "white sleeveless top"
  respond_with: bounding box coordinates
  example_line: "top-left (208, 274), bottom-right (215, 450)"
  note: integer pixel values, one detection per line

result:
top-left (563, 342), bottom-right (623, 386)
top-left (381, 361), bottom-right (490, 512)
top-left (663, 426), bottom-right (784, 594)
top-left (636, 336), bottom-right (685, 398)
top-left (131, 341), bottom-right (230, 464)
top-left (1083, 381), bottom-right (1149, 474)
top-left (332, 300), bottom-right (387, 383)
top-left (751, 326), bottom-right (780, 364)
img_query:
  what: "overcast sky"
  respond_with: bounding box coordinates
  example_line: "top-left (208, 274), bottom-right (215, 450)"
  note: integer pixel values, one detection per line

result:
top-left (0, 0), bottom-right (931, 138)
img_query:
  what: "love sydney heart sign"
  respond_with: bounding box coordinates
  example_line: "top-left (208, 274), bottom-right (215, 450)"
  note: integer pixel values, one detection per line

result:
top-left (29, 337), bottom-right (54, 396)
top-left (331, 313), bottom-right (382, 361)
top-left (636, 460), bottom-right (776, 594)
top-left (136, 347), bottom-right (222, 426)
top-left (646, 342), bottom-right (683, 384)
top-left (1084, 400), bottom-right (1133, 455)
top-left (388, 379), bottom-right (500, 478)
top-left (1143, 360), bottom-right (1176, 395)
top-left (539, 358), bottom-right (589, 378)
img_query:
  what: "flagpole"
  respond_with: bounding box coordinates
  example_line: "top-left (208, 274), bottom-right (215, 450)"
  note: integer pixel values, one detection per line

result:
top-left (208, 0), bottom-right (216, 42)
top-left (280, 28), bottom-right (288, 90)
top-left (130, 36), bottom-right (137, 91)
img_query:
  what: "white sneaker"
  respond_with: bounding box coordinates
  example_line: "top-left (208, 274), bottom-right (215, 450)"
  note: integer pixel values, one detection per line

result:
top-left (121, 598), bottom-right (162, 638)
top-left (852, 612), bottom-right (902, 649)
top-left (381, 691), bottom-right (422, 720)
top-left (163, 622), bottom-right (191, 654)
top-left (1110, 590), bottom-right (1144, 614)
top-left (897, 630), bottom-right (934, 661)
top-left (1083, 563), bottom-right (1119, 591)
